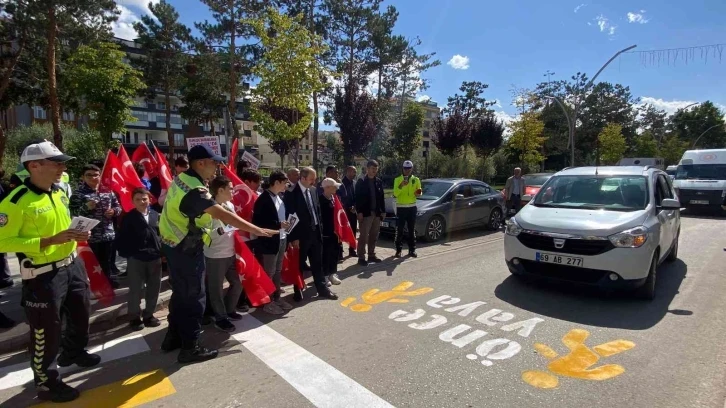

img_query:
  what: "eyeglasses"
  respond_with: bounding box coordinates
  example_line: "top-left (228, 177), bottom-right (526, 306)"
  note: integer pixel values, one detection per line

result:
top-left (84, 173), bottom-right (101, 178)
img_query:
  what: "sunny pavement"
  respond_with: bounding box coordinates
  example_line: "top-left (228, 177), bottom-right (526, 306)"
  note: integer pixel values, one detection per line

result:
top-left (1, 216), bottom-right (726, 407)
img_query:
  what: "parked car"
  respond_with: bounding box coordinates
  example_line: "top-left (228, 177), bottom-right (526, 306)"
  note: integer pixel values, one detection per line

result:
top-left (504, 166), bottom-right (681, 300)
top-left (521, 173), bottom-right (554, 204)
top-left (381, 178), bottom-right (506, 242)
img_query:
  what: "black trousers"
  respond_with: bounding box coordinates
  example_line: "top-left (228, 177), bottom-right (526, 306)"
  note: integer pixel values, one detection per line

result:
top-left (299, 230), bottom-right (327, 294)
top-left (395, 207), bottom-right (417, 252)
top-left (89, 241), bottom-right (118, 284)
top-left (22, 258), bottom-right (90, 385)
top-left (162, 244), bottom-right (205, 347)
top-left (0, 253), bottom-right (11, 285)
top-left (322, 236), bottom-right (339, 276)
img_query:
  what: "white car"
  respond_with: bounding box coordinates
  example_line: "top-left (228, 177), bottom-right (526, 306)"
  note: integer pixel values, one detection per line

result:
top-left (504, 166), bottom-right (681, 300)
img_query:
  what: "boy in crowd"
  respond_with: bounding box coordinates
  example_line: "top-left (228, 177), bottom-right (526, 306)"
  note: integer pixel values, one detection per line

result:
top-left (117, 188), bottom-right (162, 330)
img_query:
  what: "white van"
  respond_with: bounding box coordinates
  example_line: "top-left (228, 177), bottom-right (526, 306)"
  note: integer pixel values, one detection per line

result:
top-left (673, 149), bottom-right (726, 211)
top-left (666, 165), bottom-right (677, 181)
top-left (616, 158), bottom-right (665, 170)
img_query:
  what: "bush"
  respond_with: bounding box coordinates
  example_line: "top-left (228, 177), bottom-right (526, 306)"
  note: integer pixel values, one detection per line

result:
top-left (3, 124), bottom-right (112, 185)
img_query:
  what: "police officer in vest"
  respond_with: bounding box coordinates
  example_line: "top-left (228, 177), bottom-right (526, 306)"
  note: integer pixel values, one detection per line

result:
top-left (12, 163), bottom-right (71, 198)
top-left (159, 144), bottom-right (278, 364)
top-left (0, 141), bottom-right (97, 403)
top-left (393, 160), bottom-right (422, 258)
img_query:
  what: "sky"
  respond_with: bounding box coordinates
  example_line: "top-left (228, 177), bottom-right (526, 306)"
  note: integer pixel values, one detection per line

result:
top-left (113, 0), bottom-right (726, 127)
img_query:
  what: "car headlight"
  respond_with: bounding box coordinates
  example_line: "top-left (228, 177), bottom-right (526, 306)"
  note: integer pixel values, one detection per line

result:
top-left (608, 226), bottom-right (648, 248)
top-left (505, 218), bottom-right (522, 236)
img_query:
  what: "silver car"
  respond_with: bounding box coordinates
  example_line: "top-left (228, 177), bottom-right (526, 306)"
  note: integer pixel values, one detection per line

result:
top-left (504, 166), bottom-right (681, 300)
top-left (382, 178), bottom-right (506, 242)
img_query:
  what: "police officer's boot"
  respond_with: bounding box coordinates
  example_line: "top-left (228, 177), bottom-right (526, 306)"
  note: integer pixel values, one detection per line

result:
top-left (57, 350), bottom-right (101, 368)
top-left (37, 379), bottom-right (80, 403)
top-left (161, 329), bottom-right (182, 352)
top-left (178, 341), bottom-right (218, 364)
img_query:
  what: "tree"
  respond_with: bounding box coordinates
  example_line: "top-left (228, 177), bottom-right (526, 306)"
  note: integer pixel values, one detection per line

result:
top-left (597, 123), bottom-right (626, 165)
top-left (26, 0), bottom-right (118, 149)
top-left (392, 38), bottom-right (440, 113)
top-left (637, 104), bottom-right (668, 146)
top-left (389, 102), bottom-right (424, 161)
top-left (196, 0), bottom-right (268, 146)
top-left (179, 47), bottom-right (227, 136)
top-left (248, 8), bottom-right (327, 148)
top-left (269, 138), bottom-right (295, 167)
top-left (508, 111), bottom-right (546, 169)
top-left (134, 1), bottom-right (192, 157)
top-left (432, 108), bottom-right (468, 156)
top-left (446, 81), bottom-right (496, 120)
top-left (659, 134), bottom-right (688, 166)
top-left (669, 101), bottom-right (726, 149)
top-left (65, 42), bottom-right (145, 142)
top-left (470, 115), bottom-right (504, 158)
top-left (366, 5), bottom-right (406, 102)
top-left (331, 84), bottom-right (378, 163)
top-left (631, 131), bottom-right (659, 157)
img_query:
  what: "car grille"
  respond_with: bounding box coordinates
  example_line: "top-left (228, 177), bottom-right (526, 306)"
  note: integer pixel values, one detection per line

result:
top-left (677, 189), bottom-right (722, 204)
top-left (517, 232), bottom-right (614, 256)
top-left (519, 260), bottom-right (610, 284)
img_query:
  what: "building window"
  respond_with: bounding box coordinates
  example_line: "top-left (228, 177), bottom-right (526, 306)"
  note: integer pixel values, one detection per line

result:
top-left (156, 114), bottom-right (166, 123)
top-left (125, 131), bottom-right (131, 144)
top-left (423, 130), bottom-right (430, 138)
top-left (62, 111), bottom-right (75, 121)
top-left (305, 145), bottom-right (309, 150)
top-left (157, 101), bottom-right (166, 110)
top-left (260, 155), bottom-right (263, 160)
top-left (133, 132), bottom-right (139, 144)
top-left (424, 120), bottom-right (431, 129)
top-left (174, 134), bottom-right (184, 146)
top-left (244, 129), bottom-right (252, 137)
top-left (132, 111), bottom-right (148, 121)
top-left (170, 114), bottom-right (181, 124)
top-left (299, 155), bottom-right (303, 160)
top-left (33, 106), bottom-right (47, 120)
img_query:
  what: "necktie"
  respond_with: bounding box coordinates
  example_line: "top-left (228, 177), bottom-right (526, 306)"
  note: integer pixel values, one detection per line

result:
top-left (305, 189), bottom-right (318, 225)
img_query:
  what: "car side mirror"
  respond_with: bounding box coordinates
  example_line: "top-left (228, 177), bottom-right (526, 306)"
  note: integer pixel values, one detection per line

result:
top-left (455, 194), bottom-right (465, 201)
top-left (660, 198), bottom-right (681, 209)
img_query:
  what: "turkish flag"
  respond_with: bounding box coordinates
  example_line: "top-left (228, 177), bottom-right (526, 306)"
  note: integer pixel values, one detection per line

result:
top-left (333, 195), bottom-right (357, 248)
top-left (131, 142), bottom-right (158, 179)
top-left (222, 164), bottom-right (257, 239)
top-left (101, 151), bottom-right (143, 212)
top-left (151, 143), bottom-right (173, 191)
top-left (77, 242), bottom-right (114, 305)
top-left (230, 138), bottom-right (239, 169)
top-left (281, 245), bottom-right (305, 289)
top-left (233, 232), bottom-right (276, 307)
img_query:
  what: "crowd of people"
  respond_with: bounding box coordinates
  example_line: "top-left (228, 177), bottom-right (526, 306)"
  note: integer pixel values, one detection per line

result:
top-left (0, 137), bottom-right (431, 403)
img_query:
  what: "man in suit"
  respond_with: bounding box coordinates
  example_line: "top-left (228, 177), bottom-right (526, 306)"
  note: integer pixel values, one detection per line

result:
top-left (284, 167), bottom-right (338, 301)
top-left (504, 167), bottom-right (526, 215)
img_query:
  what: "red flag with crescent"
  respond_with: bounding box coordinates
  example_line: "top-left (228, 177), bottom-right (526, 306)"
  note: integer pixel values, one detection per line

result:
top-left (230, 138), bottom-right (239, 168)
top-left (131, 142), bottom-right (158, 179)
top-left (281, 245), bottom-right (305, 289)
top-left (101, 151), bottom-right (142, 212)
top-left (333, 195), bottom-right (357, 248)
top-left (151, 143), bottom-right (173, 191)
top-left (233, 232), bottom-right (276, 307)
top-left (76, 242), bottom-right (115, 305)
top-left (222, 164), bottom-right (257, 239)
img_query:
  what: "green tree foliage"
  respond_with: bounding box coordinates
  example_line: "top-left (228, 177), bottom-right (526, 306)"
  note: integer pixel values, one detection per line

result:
top-left (508, 111), bottom-right (546, 168)
top-left (65, 43), bottom-right (145, 142)
top-left (631, 131), bottom-right (659, 157)
top-left (469, 115), bottom-right (504, 158)
top-left (133, 0), bottom-right (192, 157)
top-left (248, 8), bottom-right (327, 145)
top-left (669, 101), bottom-right (726, 149)
top-left (597, 123), bottom-right (626, 165)
top-left (659, 134), bottom-right (688, 166)
top-left (390, 102), bottom-right (424, 161)
top-left (331, 84), bottom-right (378, 163)
top-left (432, 109), bottom-right (468, 156)
top-left (180, 47), bottom-right (227, 136)
top-left (269, 138), bottom-right (296, 168)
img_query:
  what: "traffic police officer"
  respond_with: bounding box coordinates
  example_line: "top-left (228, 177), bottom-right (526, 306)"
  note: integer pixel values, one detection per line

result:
top-left (393, 160), bottom-right (422, 258)
top-left (159, 144), bottom-right (277, 364)
top-left (0, 141), bottom-right (98, 403)
top-left (12, 163), bottom-right (72, 198)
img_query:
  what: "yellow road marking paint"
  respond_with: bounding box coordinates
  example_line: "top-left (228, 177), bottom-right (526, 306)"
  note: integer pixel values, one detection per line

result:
top-left (523, 329), bottom-right (635, 389)
top-left (341, 281), bottom-right (434, 312)
top-left (35, 369), bottom-right (176, 408)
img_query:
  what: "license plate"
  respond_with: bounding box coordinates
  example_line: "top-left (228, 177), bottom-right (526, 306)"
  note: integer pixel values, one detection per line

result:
top-left (536, 252), bottom-right (583, 267)
top-left (381, 222), bottom-right (389, 228)
top-left (690, 200), bottom-right (709, 205)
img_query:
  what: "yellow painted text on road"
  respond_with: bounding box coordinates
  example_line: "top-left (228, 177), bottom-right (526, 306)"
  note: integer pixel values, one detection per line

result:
top-left (341, 281), bottom-right (434, 312)
top-left (35, 369), bottom-right (176, 408)
top-left (522, 329), bottom-right (635, 389)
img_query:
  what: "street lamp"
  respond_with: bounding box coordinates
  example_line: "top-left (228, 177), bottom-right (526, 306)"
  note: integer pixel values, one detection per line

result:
top-left (691, 124), bottom-right (723, 149)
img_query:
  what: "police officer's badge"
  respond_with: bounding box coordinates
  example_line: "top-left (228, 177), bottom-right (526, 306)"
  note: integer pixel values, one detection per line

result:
top-left (0, 213), bottom-right (7, 227)
top-left (60, 195), bottom-right (69, 208)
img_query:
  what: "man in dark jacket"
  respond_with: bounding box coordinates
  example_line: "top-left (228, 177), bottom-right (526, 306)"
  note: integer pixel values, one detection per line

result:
top-left (117, 188), bottom-right (162, 331)
top-left (354, 160), bottom-right (385, 266)
top-left (337, 166), bottom-right (358, 258)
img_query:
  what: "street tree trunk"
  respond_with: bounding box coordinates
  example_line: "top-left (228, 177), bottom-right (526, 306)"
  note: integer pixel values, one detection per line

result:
top-left (46, 7), bottom-right (62, 149)
top-left (312, 91), bottom-right (319, 168)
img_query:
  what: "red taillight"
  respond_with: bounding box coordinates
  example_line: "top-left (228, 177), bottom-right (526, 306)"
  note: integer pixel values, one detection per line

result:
top-left (525, 186), bottom-right (540, 196)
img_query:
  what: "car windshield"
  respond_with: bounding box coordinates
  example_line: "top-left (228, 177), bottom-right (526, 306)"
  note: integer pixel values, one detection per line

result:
top-left (675, 164), bottom-right (726, 180)
top-left (532, 175), bottom-right (649, 211)
top-left (419, 180), bottom-right (453, 200)
top-left (524, 175), bottom-right (552, 186)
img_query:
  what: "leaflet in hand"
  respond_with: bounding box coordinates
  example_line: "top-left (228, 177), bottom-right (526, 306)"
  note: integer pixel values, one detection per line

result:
top-left (69, 216), bottom-right (100, 233)
top-left (285, 213), bottom-right (299, 234)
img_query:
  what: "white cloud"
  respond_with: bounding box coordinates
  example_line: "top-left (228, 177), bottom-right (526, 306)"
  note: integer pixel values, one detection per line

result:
top-left (117, 0), bottom-right (159, 17)
top-left (416, 95), bottom-right (433, 102)
top-left (112, 5), bottom-right (139, 40)
top-left (574, 3), bottom-right (586, 13)
top-left (595, 15), bottom-right (616, 36)
top-left (627, 10), bottom-right (649, 24)
top-left (636, 97), bottom-right (726, 116)
top-left (447, 55), bottom-right (470, 70)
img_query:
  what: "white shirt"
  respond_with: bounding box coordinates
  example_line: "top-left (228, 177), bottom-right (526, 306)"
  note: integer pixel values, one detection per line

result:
top-left (204, 201), bottom-right (236, 259)
top-left (272, 192), bottom-right (288, 240)
top-left (512, 177), bottom-right (522, 195)
top-left (298, 181), bottom-right (318, 225)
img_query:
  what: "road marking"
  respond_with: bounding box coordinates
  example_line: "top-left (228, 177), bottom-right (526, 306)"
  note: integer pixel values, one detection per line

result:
top-left (34, 369), bottom-right (175, 408)
top-left (233, 316), bottom-right (394, 408)
top-left (0, 333), bottom-right (150, 391)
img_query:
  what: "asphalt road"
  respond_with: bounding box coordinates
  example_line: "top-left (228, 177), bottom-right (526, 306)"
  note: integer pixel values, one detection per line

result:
top-left (1, 215), bottom-right (726, 407)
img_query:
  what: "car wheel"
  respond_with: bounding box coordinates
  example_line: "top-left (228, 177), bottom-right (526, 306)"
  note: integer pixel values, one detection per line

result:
top-left (424, 216), bottom-right (445, 242)
top-left (487, 208), bottom-right (503, 230)
top-left (636, 252), bottom-right (658, 301)
top-left (666, 231), bottom-right (679, 262)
